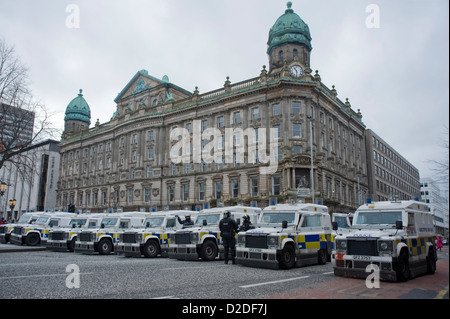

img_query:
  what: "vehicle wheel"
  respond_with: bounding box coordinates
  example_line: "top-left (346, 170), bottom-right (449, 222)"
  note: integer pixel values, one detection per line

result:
top-left (318, 248), bottom-right (328, 265)
top-left (278, 245), bottom-right (296, 269)
top-left (395, 250), bottom-right (410, 282)
top-left (426, 248), bottom-right (436, 274)
top-left (25, 233), bottom-right (40, 246)
top-left (143, 240), bottom-right (160, 258)
top-left (199, 240), bottom-right (218, 261)
top-left (98, 238), bottom-right (113, 255)
top-left (68, 237), bottom-right (76, 252)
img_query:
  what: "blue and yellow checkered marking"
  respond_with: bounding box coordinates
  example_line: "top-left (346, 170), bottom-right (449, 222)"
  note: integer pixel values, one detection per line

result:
top-left (396, 236), bottom-right (435, 257)
top-left (144, 232), bottom-right (171, 245)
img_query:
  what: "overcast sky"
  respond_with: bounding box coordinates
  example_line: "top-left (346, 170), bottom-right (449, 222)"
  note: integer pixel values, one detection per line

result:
top-left (0, 0), bottom-right (448, 185)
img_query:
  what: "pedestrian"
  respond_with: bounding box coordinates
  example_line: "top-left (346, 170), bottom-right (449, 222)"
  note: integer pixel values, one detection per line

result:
top-left (219, 210), bottom-right (238, 264)
top-left (436, 235), bottom-right (443, 252)
top-left (238, 214), bottom-right (252, 232)
top-left (176, 213), bottom-right (194, 227)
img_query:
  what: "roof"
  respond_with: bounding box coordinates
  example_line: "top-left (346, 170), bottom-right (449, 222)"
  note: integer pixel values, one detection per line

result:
top-left (64, 89), bottom-right (91, 125)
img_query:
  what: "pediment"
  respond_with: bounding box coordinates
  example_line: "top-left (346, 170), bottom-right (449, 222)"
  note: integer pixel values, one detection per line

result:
top-left (114, 70), bottom-right (164, 103)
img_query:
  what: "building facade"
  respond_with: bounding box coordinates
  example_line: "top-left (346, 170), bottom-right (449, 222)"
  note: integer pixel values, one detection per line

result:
top-left (365, 129), bottom-right (421, 202)
top-left (0, 139), bottom-right (60, 220)
top-left (56, 3), bottom-right (370, 214)
top-left (420, 177), bottom-right (449, 237)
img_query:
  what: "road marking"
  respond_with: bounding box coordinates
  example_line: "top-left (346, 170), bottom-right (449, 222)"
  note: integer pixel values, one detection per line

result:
top-left (434, 285), bottom-right (449, 299)
top-left (322, 271), bottom-right (334, 275)
top-left (152, 295), bottom-right (180, 299)
top-left (240, 276), bottom-right (309, 288)
top-left (164, 265), bottom-right (227, 271)
top-left (0, 273), bottom-right (92, 280)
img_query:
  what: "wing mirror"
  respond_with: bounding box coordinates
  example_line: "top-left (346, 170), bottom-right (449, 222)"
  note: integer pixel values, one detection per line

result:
top-left (395, 220), bottom-right (403, 230)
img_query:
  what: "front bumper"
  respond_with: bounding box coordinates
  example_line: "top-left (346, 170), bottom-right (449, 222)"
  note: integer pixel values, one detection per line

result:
top-left (0, 233), bottom-right (10, 244)
top-left (168, 244), bottom-right (200, 260)
top-left (116, 243), bottom-right (142, 257)
top-left (74, 241), bottom-right (97, 254)
top-left (235, 248), bottom-right (279, 269)
top-left (332, 253), bottom-right (397, 282)
top-left (46, 240), bottom-right (70, 251)
top-left (9, 233), bottom-right (24, 245)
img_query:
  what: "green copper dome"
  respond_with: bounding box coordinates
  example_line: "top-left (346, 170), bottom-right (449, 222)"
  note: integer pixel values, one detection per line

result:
top-left (64, 89), bottom-right (91, 125)
top-left (267, 2), bottom-right (312, 55)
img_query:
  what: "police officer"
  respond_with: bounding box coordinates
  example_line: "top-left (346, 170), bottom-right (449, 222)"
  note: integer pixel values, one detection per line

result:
top-left (219, 210), bottom-right (238, 264)
top-left (238, 214), bottom-right (252, 232)
top-left (176, 213), bottom-right (194, 227)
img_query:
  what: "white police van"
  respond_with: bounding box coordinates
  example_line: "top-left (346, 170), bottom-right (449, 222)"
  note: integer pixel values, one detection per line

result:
top-left (116, 210), bottom-right (197, 258)
top-left (332, 200), bottom-right (437, 282)
top-left (169, 206), bottom-right (260, 261)
top-left (74, 212), bottom-right (147, 255)
top-left (236, 203), bottom-right (332, 269)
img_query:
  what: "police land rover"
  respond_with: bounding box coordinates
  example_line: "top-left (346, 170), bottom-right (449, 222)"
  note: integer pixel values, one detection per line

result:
top-left (116, 210), bottom-right (197, 258)
top-left (332, 200), bottom-right (437, 282)
top-left (9, 212), bottom-right (74, 246)
top-left (236, 203), bottom-right (333, 269)
top-left (74, 212), bottom-right (147, 255)
top-left (46, 214), bottom-right (104, 252)
top-left (0, 212), bottom-right (44, 244)
top-left (169, 206), bottom-right (261, 261)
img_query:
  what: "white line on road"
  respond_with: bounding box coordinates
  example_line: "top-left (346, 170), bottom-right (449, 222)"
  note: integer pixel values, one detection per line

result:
top-left (0, 273), bottom-right (92, 280)
top-left (322, 271), bottom-right (335, 275)
top-left (239, 276), bottom-right (310, 288)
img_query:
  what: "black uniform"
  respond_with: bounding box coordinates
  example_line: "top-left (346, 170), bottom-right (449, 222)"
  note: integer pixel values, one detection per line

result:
top-left (219, 213), bottom-right (238, 264)
top-left (176, 215), bottom-right (194, 227)
top-left (238, 218), bottom-right (252, 232)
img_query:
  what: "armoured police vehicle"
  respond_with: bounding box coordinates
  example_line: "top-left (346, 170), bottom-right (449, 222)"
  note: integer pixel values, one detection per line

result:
top-left (116, 210), bottom-right (197, 258)
top-left (169, 206), bottom-right (260, 261)
top-left (0, 212), bottom-right (44, 244)
top-left (46, 214), bottom-right (104, 252)
top-left (74, 212), bottom-right (147, 255)
top-left (332, 200), bottom-right (437, 282)
top-left (236, 203), bottom-right (333, 269)
top-left (9, 213), bottom-right (74, 246)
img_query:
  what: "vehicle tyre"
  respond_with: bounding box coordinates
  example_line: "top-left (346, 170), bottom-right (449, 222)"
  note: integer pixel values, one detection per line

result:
top-left (199, 240), bottom-right (218, 261)
top-left (143, 240), bottom-right (160, 258)
top-left (318, 248), bottom-right (328, 265)
top-left (426, 248), bottom-right (436, 274)
top-left (25, 233), bottom-right (40, 246)
top-left (98, 238), bottom-right (113, 255)
top-left (278, 244), bottom-right (296, 269)
top-left (395, 250), bottom-right (410, 282)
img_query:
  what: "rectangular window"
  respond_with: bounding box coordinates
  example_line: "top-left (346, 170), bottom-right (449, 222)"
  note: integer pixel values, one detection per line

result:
top-left (231, 179), bottom-right (239, 198)
top-left (217, 116), bottom-right (224, 128)
top-left (147, 165), bottom-right (153, 178)
top-left (198, 183), bottom-right (205, 201)
top-left (250, 178), bottom-right (258, 197)
top-left (293, 123), bottom-right (302, 137)
top-left (144, 187), bottom-right (150, 203)
top-left (251, 108), bottom-right (260, 120)
top-left (182, 184), bottom-right (189, 201)
top-left (215, 181), bottom-right (222, 199)
top-left (168, 185), bottom-right (174, 202)
top-left (292, 102), bottom-right (301, 114)
top-left (273, 125), bottom-right (281, 139)
top-left (127, 189), bottom-right (133, 204)
top-left (233, 112), bottom-right (241, 124)
top-left (272, 176), bottom-right (280, 195)
top-left (272, 104), bottom-right (281, 116)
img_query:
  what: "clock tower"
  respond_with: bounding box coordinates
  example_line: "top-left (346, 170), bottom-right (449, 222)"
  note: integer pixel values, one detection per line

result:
top-left (267, 2), bottom-right (312, 74)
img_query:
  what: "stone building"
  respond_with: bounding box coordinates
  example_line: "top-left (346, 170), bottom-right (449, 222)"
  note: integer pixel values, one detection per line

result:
top-left (56, 2), bottom-right (368, 213)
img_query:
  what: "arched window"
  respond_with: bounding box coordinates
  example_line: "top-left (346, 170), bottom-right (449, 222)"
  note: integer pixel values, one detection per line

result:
top-left (278, 50), bottom-right (284, 61)
top-left (293, 49), bottom-right (298, 58)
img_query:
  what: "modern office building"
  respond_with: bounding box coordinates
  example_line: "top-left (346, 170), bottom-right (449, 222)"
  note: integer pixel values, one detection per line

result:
top-left (420, 177), bottom-right (449, 236)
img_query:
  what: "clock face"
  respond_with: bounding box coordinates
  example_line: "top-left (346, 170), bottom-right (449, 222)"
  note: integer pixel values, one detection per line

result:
top-left (290, 65), bottom-right (303, 78)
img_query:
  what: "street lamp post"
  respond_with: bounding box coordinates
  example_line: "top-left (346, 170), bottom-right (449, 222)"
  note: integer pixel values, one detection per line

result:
top-left (0, 182), bottom-right (6, 196)
top-left (9, 199), bottom-right (16, 212)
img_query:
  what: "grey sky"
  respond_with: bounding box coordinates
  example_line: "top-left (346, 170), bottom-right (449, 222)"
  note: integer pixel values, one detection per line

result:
top-left (0, 0), bottom-right (448, 183)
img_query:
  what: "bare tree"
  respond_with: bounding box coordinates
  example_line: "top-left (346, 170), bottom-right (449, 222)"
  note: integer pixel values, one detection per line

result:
top-left (0, 39), bottom-right (59, 179)
top-left (429, 125), bottom-right (449, 195)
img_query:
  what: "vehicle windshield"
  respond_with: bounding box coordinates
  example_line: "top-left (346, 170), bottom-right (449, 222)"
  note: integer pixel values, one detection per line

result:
top-left (88, 220), bottom-right (99, 228)
top-left (48, 219), bottom-right (60, 227)
top-left (355, 211), bottom-right (402, 225)
top-left (69, 218), bottom-right (87, 228)
top-left (101, 217), bottom-right (118, 227)
top-left (144, 217), bottom-right (164, 227)
top-left (196, 213), bottom-right (220, 225)
top-left (36, 216), bottom-right (50, 224)
top-left (18, 215), bottom-right (31, 223)
top-left (259, 212), bottom-right (296, 225)
top-left (334, 216), bottom-right (349, 228)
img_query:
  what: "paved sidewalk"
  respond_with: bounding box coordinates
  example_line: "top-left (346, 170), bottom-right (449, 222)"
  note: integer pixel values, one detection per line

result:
top-left (0, 243), bottom-right (46, 253)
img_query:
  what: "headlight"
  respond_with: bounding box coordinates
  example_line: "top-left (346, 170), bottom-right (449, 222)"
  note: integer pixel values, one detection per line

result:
top-left (267, 236), bottom-right (279, 246)
top-left (64, 233), bottom-right (69, 240)
top-left (378, 240), bottom-right (393, 252)
top-left (237, 234), bottom-right (246, 245)
top-left (90, 233), bottom-right (96, 241)
top-left (336, 239), bottom-right (347, 251)
top-left (21, 228), bottom-right (26, 235)
top-left (190, 232), bottom-right (199, 243)
top-left (136, 233), bottom-right (142, 242)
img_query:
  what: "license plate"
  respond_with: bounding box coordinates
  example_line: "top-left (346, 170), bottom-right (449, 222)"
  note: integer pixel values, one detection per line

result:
top-left (352, 255), bottom-right (373, 261)
top-left (249, 248), bottom-right (262, 253)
